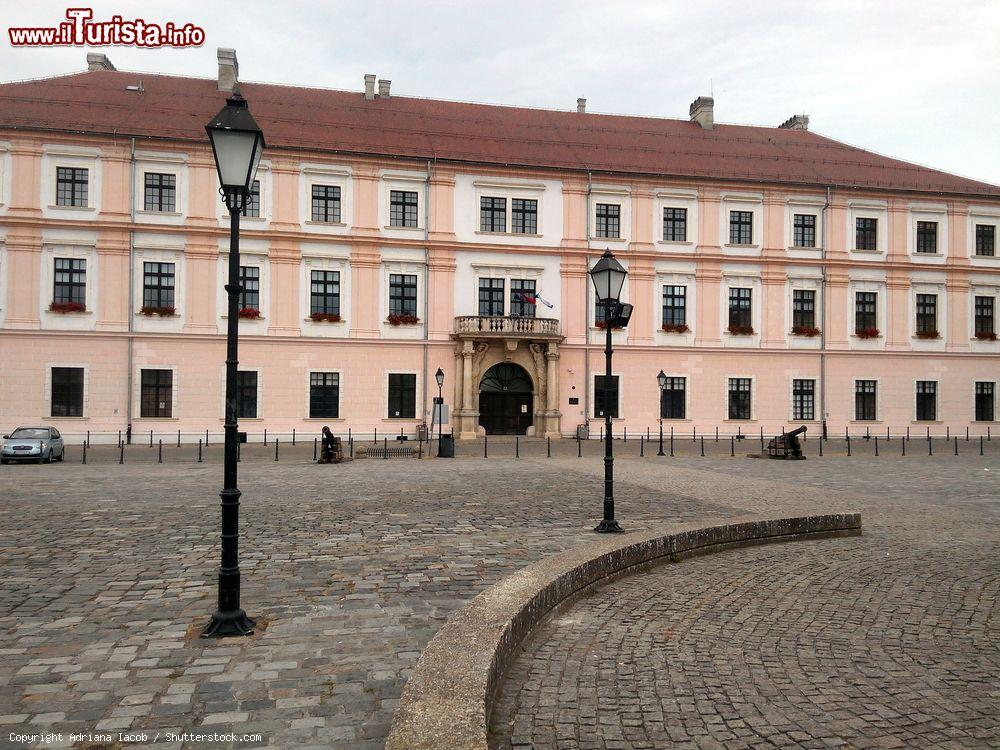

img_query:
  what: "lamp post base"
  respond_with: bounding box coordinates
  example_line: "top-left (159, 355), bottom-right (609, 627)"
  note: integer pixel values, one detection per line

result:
top-left (202, 608), bottom-right (255, 638)
top-left (594, 518), bottom-right (624, 533)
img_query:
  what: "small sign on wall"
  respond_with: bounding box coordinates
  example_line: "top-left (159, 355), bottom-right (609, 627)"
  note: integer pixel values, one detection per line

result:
top-left (568, 397), bottom-right (579, 405)
top-left (521, 404), bottom-right (528, 413)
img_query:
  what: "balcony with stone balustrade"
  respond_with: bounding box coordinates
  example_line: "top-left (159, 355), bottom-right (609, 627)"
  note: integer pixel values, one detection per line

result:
top-left (453, 315), bottom-right (562, 341)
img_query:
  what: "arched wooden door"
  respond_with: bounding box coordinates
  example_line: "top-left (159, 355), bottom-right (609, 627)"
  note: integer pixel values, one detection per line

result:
top-left (478, 363), bottom-right (533, 435)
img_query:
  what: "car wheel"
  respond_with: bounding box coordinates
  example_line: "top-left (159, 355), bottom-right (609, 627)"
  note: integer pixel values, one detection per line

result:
top-left (57, 448), bottom-right (65, 462)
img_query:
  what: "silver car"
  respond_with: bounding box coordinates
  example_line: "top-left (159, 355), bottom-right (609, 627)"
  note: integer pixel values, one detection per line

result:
top-left (1, 426), bottom-right (66, 464)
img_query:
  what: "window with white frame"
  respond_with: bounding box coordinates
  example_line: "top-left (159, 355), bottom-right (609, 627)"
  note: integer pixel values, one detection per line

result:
top-left (478, 277), bottom-right (505, 316)
top-left (728, 378), bottom-right (752, 420)
top-left (309, 372), bottom-right (339, 418)
top-left (387, 373), bottom-right (416, 418)
top-left (662, 286), bottom-right (686, 328)
top-left (53, 258), bottom-right (86, 307)
top-left (310, 270), bottom-right (340, 317)
top-left (239, 266), bottom-right (260, 311)
top-left (594, 375), bottom-right (619, 418)
top-left (975, 295), bottom-right (995, 337)
top-left (237, 371), bottom-right (258, 419)
top-left (244, 180), bottom-right (261, 218)
top-left (792, 379), bottom-right (815, 420)
top-left (511, 198), bottom-right (538, 234)
top-left (389, 274), bottom-right (418, 317)
top-left (140, 369), bottom-right (173, 418)
top-left (389, 190), bottom-right (419, 228)
top-left (975, 224), bottom-right (996, 257)
top-left (915, 294), bottom-right (938, 336)
top-left (663, 208), bottom-right (687, 242)
top-left (51, 366), bottom-right (84, 417)
top-left (480, 197), bottom-right (506, 233)
top-left (661, 377), bottom-right (685, 419)
top-left (855, 380), bottom-right (877, 421)
top-left (56, 167), bottom-right (89, 207)
top-left (792, 214), bottom-right (816, 248)
top-left (975, 382), bottom-right (995, 422)
top-left (144, 172), bottom-right (176, 212)
top-left (916, 221), bottom-right (938, 253)
top-left (312, 185), bottom-right (341, 223)
top-left (142, 262), bottom-right (175, 311)
top-left (856, 218), bottom-right (878, 251)
top-left (729, 211), bottom-right (753, 245)
top-left (510, 279), bottom-right (536, 318)
top-left (916, 381), bottom-right (937, 421)
top-left (792, 289), bottom-right (816, 332)
top-left (595, 203), bottom-right (621, 239)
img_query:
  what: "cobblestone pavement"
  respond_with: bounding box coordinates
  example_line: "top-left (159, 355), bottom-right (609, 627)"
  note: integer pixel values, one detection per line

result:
top-left (490, 452), bottom-right (1000, 750)
top-left (1, 444), bottom-right (996, 749)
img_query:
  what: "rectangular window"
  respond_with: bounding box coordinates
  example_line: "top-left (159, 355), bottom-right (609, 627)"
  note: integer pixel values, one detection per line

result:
top-left (389, 274), bottom-right (418, 317)
top-left (389, 190), bottom-right (419, 228)
top-left (792, 289), bottom-right (816, 330)
top-left (595, 203), bottom-right (621, 239)
top-left (728, 287), bottom-right (752, 329)
top-left (480, 196), bottom-right (506, 233)
top-left (728, 378), bottom-right (752, 420)
top-left (594, 375), bottom-right (619, 418)
top-left (53, 258), bottom-right (86, 305)
top-left (662, 285), bottom-right (686, 327)
top-left (729, 210), bottom-right (753, 244)
top-left (856, 217), bottom-right (878, 251)
top-left (855, 291), bottom-right (877, 333)
top-left (143, 172), bottom-right (176, 212)
top-left (975, 224), bottom-right (996, 256)
top-left (915, 294), bottom-right (938, 334)
top-left (792, 214), bottom-right (816, 248)
top-left (975, 296), bottom-right (995, 335)
top-left (310, 270), bottom-right (340, 316)
top-left (55, 167), bottom-right (89, 207)
top-left (855, 380), bottom-right (877, 421)
top-left (51, 367), bottom-right (84, 417)
top-left (140, 369), bottom-right (173, 418)
top-left (236, 371), bottom-right (258, 419)
top-left (510, 279), bottom-right (536, 318)
top-left (239, 266), bottom-right (260, 310)
top-left (916, 221), bottom-right (938, 253)
top-left (511, 198), bottom-right (538, 234)
top-left (311, 185), bottom-right (341, 223)
top-left (244, 180), bottom-right (261, 218)
top-left (915, 380), bottom-right (940, 422)
top-left (916, 381), bottom-right (937, 421)
top-left (661, 376), bottom-right (685, 419)
top-left (478, 278), bottom-right (505, 317)
top-left (663, 207), bottom-right (687, 242)
top-left (387, 373), bottom-right (416, 418)
top-left (142, 262), bottom-right (175, 310)
top-left (792, 379), bottom-right (815, 421)
top-left (975, 382), bottom-right (995, 422)
top-left (309, 372), bottom-right (339, 419)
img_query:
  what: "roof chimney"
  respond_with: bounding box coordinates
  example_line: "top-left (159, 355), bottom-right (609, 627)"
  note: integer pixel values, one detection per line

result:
top-left (217, 48), bottom-right (239, 93)
top-left (378, 79), bottom-right (391, 98)
top-left (364, 74), bottom-right (376, 100)
top-left (86, 53), bottom-right (115, 71)
top-left (689, 96), bottom-right (714, 130)
top-left (577, 97), bottom-right (587, 114)
top-left (779, 114), bottom-right (810, 131)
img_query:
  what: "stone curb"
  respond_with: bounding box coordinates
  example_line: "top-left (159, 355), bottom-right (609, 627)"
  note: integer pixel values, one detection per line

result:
top-left (385, 513), bottom-right (862, 750)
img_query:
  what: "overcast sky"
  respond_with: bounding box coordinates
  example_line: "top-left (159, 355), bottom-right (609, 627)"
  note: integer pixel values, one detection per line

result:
top-left (4, 0), bottom-right (998, 186)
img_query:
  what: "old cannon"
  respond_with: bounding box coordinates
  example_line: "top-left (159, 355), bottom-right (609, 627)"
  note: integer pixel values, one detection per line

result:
top-left (767, 425), bottom-right (807, 460)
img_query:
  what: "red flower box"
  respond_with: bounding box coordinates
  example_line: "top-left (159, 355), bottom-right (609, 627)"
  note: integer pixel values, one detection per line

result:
top-left (387, 313), bottom-right (420, 326)
top-left (661, 323), bottom-right (690, 333)
top-left (727, 324), bottom-right (755, 336)
top-left (791, 325), bottom-right (821, 337)
top-left (855, 327), bottom-right (880, 339)
top-left (974, 331), bottom-right (997, 341)
top-left (915, 330), bottom-right (940, 339)
top-left (238, 307), bottom-right (261, 319)
top-left (140, 305), bottom-right (176, 316)
top-left (310, 312), bottom-right (342, 323)
top-left (49, 301), bottom-right (87, 314)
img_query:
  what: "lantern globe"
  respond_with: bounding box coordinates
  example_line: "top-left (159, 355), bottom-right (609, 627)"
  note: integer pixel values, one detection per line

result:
top-left (206, 93), bottom-right (266, 195)
top-left (589, 250), bottom-right (627, 303)
top-left (657, 369), bottom-right (667, 390)
top-left (435, 368), bottom-right (445, 388)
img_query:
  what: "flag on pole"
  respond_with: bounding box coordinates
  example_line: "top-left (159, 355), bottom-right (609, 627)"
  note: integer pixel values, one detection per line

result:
top-left (535, 293), bottom-right (554, 309)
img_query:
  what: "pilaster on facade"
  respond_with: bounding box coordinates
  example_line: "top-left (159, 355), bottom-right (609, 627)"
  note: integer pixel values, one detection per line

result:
top-left (94, 232), bottom-right (130, 331)
top-left (825, 196), bottom-right (849, 259)
top-left (945, 276), bottom-right (971, 352)
top-left (560, 256), bottom-right (589, 344)
top-left (97, 146), bottom-right (132, 223)
top-left (3, 227), bottom-right (42, 328)
top-left (266, 242), bottom-right (302, 337)
top-left (7, 141), bottom-right (43, 218)
top-left (560, 179), bottom-right (588, 249)
top-left (268, 158), bottom-right (301, 232)
top-left (427, 247), bottom-right (457, 341)
top-left (427, 169), bottom-right (457, 242)
top-left (884, 275), bottom-right (911, 351)
top-left (182, 241), bottom-right (219, 333)
top-left (694, 262), bottom-right (722, 346)
top-left (948, 202), bottom-right (970, 263)
top-left (629, 187), bottom-right (655, 252)
top-left (348, 245), bottom-right (382, 338)
top-left (760, 266), bottom-right (789, 348)
top-left (697, 187), bottom-right (721, 251)
top-left (626, 257), bottom-right (655, 345)
top-left (761, 191), bottom-right (786, 260)
top-left (886, 200), bottom-right (909, 261)
top-left (185, 153), bottom-right (221, 229)
top-left (351, 165), bottom-right (381, 237)
top-left (824, 268), bottom-right (850, 347)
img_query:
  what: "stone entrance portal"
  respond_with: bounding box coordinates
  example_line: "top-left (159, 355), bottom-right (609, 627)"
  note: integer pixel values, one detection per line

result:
top-left (478, 363), bottom-right (533, 435)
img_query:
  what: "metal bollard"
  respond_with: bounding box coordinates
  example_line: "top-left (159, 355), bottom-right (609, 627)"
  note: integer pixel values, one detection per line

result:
top-left (577, 435), bottom-right (582, 458)
top-left (264, 428), bottom-right (268, 445)
top-left (384, 437), bottom-right (388, 460)
top-left (819, 437), bottom-right (823, 457)
top-left (700, 436), bottom-right (704, 457)
top-left (292, 428), bottom-right (296, 446)
top-left (693, 427), bottom-right (697, 443)
top-left (760, 434), bottom-right (764, 454)
top-left (547, 436), bottom-right (551, 458)
top-left (198, 439), bottom-right (203, 463)
top-left (906, 426), bottom-right (910, 441)
top-left (966, 426), bottom-right (969, 442)
top-left (946, 426), bottom-right (950, 440)
top-left (874, 436), bottom-right (879, 456)
top-left (902, 436), bottom-right (906, 456)
top-left (981, 436), bottom-right (984, 456)
top-left (600, 426), bottom-right (603, 442)
top-left (119, 442), bottom-right (124, 464)
top-left (237, 441), bottom-right (241, 462)
top-left (731, 435), bottom-right (735, 457)
top-left (150, 429), bottom-right (154, 447)
top-left (847, 435), bottom-right (851, 456)
top-left (350, 438), bottom-right (354, 459)
top-left (484, 435), bottom-right (489, 459)
top-left (715, 426), bottom-right (719, 442)
top-left (640, 435), bottom-right (644, 457)
top-left (928, 438), bottom-right (932, 456)
top-left (86, 430), bottom-right (90, 448)
top-left (374, 428), bottom-right (378, 444)
top-left (177, 430), bottom-right (181, 448)
top-left (954, 436), bottom-right (958, 456)
top-left (117, 429), bottom-right (122, 446)
top-left (670, 428), bottom-right (674, 457)
top-left (82, 442), bottom-right (87, 464)
top-left (158, 440), bottom-right (162, 463)
top-left (886, 426), bottom-right (890, 442)
top-left (206, 429), bottom-right (209, 446)
top-left (515, 436), bottom-right (520, 458)
top-left (313, 437), bottom-right (317, 461)
top-left (624, 427), bottom-right (627, 443)
top-left (275, 438), bottom-right (280, 462)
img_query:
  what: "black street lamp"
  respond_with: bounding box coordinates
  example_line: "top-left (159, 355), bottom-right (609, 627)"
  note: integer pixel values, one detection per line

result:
top-left (435, 367), bottom-right (445, 456)
top-left (589, 250), bottom-right (631, 533)
top-left (202, 93), bottom-right (265, 638)
top-left (657, 370), bottom-right (667, 456)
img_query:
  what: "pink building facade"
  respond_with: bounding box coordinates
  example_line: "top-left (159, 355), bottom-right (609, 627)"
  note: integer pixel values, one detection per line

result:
top-left (0, 52), bottom-right (998, 442)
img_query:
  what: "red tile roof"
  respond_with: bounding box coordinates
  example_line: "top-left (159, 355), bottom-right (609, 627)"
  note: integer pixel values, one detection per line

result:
top-left (1, 70), bottom-right (997, 198)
